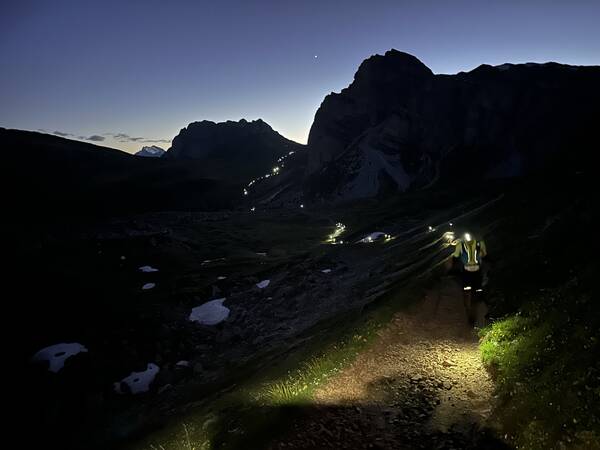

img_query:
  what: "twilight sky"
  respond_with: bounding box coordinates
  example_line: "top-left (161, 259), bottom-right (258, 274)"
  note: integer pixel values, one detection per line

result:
top-left (1, 0), bottom-right (599, 153)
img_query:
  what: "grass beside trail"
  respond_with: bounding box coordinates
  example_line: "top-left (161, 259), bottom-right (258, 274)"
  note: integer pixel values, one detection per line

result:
top-left (134, 282), bottom-right (426, 450)
top-left (479, 275), bottom-right (600, 450)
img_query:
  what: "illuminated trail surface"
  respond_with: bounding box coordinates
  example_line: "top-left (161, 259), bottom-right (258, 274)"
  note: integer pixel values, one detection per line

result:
top-left (269, 277), bottom-right (505, 450)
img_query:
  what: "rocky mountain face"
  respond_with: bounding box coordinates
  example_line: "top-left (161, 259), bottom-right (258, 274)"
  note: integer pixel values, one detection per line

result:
top-left (166, 119), bottom-right (305, 182)
top-left (135, 145), bottom-right (165, 157)
top-left (304, 49), bottom-right (599, 202)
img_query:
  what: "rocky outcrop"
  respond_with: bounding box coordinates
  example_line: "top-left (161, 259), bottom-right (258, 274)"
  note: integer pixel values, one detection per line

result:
top-left (305, 49), bottom-right (600, 201)
top-left (166, 119), bottom-right (305, 182)
top-left (307, 50), bottom-right (434, 175)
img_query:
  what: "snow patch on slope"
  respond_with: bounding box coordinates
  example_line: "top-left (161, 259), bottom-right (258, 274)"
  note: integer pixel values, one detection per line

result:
top-left (189, 298), bottom-right (229, 325)
top-left (31, 343), bottom-right (88, 373)
top-left (256, 279), bottom-right (270, 289)
top-left (114, 363), bottom-right (160, 394)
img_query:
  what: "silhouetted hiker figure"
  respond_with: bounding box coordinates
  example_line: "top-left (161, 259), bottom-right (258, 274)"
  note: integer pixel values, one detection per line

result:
top-left (452, 232), bottom-right (487, 326)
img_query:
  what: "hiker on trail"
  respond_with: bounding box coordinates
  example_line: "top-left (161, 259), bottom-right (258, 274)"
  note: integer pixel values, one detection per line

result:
top-left (452, 232), bottom-right (487, 326)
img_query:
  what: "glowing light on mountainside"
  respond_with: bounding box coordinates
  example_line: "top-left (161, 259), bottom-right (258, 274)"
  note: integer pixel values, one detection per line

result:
top-left (327, 222), bottom-right (346, 244)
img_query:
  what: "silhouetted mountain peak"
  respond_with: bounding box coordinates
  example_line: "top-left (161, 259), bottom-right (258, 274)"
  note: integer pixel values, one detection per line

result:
top-left (354, 49), bottom-right (433, 82)
top-left (301, 49), bottom-right (599, 201)
top-left (165, 119), bottom-right (304, 181)
top-left (338, 50), bottom-right (434, 99)
top-left (178, 118), bottom-right (273, 140)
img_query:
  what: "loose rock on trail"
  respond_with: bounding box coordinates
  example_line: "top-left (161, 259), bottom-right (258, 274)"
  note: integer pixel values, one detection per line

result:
top-left (269, 277), bottom-right (507, 449)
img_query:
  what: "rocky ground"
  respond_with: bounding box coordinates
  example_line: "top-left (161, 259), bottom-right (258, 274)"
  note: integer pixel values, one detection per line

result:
top-left (18, 169), bottom-right (589, 449)
top-left (19, 189), bottom-right (502, 449)
top-left (268, 277), bottom-right (507, 449)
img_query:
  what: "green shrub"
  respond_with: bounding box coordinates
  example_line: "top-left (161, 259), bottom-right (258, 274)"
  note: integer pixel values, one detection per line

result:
top-left (479, 279), bottom-right (599, 449)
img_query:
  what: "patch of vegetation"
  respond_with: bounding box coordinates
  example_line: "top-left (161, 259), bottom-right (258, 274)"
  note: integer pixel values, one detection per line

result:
top-left (479, 277), bottom-right (600, 450)
top-left (253, 331), bottom-right (376, 406)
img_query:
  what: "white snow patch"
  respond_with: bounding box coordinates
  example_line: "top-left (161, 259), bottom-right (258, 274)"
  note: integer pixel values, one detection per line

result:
top-left (189, 298), bottom-right (229, 325)
top-left (321, 269), bottom-right (332, 274)
top-left (139, 265), bottom-right (159, 273)
top-left (114, 363), bottom-right (160, 394)
top-left (217, 276), bottom-right (227, 280)
top-left (31, 343), bottom-right (88, 373)
top-left (175, 360), bottom-right (190, 368)
top-left (256, 279), bottom-right (270, 289)
top-left (142, 283), bottom-right (156, 290)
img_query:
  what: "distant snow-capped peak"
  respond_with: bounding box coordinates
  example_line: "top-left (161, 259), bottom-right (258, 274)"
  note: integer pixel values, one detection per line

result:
top-left (135, 145), bottom-right (165, 157)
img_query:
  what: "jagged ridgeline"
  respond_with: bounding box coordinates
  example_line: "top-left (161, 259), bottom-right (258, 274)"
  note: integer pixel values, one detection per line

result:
top-left (244, 50), bottom-right (600, 206)
top-left (301, 50), bottom-right (599, 201)
top-left (4, 50), bottom-right (599, 219)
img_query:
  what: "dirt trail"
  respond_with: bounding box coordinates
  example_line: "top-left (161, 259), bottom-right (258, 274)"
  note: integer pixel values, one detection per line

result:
top-left (269, 277), bottom-right (506, 449)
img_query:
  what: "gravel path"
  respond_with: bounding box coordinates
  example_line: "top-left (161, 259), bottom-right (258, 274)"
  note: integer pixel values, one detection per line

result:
top-left (269, 277), bottom-right (508, 449)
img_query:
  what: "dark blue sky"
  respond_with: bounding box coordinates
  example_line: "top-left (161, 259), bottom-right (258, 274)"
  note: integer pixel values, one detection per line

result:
top-left (1, 0), bottom-right (599, 152)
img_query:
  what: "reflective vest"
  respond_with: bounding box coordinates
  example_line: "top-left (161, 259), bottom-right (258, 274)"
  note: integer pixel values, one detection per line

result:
top-left (455, 239), bottom-right (487, 271)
